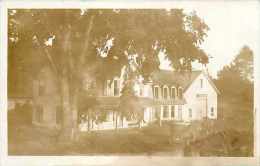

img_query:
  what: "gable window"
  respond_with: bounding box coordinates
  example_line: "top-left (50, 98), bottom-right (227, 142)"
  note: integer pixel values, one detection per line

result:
top-left (163, 86), bottom-right (168, 99)
top-left (200, 79), bottom-right (203, 88)
top-left (171, 105), bottom-right (175, 118)
top-left (163, 106), bottom-right (169, 118)
top-left (189, 108), bottom-right (192, 118)
top-left (211, 107), bottom-right (214, 116)
top-left (178, 87), bottom-right (183, 99)
top-left (114, 79), bottom-right (119, 96)
top-left (154, 86), bottom-right (159, 99)
top-left (170, 87), bottom-right (176, 99)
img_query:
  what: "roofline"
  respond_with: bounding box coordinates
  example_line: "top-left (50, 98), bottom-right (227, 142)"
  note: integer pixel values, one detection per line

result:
top-left (201, 71), bottom-right (221, 94)
top-left (183, 70), bottom-right (202, 92)
top-left (183, 71), bottom-right (220, 95)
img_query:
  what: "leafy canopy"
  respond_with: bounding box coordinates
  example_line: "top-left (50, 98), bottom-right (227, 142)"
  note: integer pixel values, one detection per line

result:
top-left (8, 9), bottom-right (209, 85)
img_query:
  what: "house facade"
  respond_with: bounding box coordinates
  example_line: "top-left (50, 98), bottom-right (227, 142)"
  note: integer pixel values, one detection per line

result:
top-left (32, 66), bottom-right (219, 131)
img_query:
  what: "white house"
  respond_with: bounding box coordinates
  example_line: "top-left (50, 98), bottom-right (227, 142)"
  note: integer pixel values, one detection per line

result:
top-left (32, 65), bottom-right (219, 131)
top-left (151, 70), bottom-right (219, 124)
top-left (79, 69), bottom-right (219, 131)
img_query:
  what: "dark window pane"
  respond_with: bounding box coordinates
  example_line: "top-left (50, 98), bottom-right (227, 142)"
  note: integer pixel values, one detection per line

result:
top-left (114, 80), bottom-right (119, 96)
top-left (163, 87), bottom-right (168, 99)
top-left (171, 88), bottom-right (176, 99)
top-left (163, 106), bottom-right (168, 118)
top-left (171, 106), bottom-right (175, 118)
top-left (189, 108), bottom-right (192, 118)
top-left (211, 107), bottom-right (214, 116)
top-left (154, 87), bottom-right (159, 99)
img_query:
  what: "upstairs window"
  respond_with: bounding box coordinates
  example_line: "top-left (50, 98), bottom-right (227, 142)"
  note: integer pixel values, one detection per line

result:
top-left (163, 87), bottom-right (168, 99)
top-left (113, 79), bottom-right (119, 96)
top-left (154, 86), bottom-right (159, 99)
top-left (178, 87), bottom-right (183, 99)
top-left (170, 87), bottom-right (176, 99)
top-left (200, 79), bottom-right (203, 88)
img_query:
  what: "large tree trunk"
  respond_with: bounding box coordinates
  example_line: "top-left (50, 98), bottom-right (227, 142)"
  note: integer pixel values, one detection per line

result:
top-left (59, 14), bottom-right (95, 142)
top-left (59, 75), bottom-right (74, 141)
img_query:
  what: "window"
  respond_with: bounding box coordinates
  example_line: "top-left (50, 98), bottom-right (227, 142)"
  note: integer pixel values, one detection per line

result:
top-left (170, 87), bottom-right (176, 99)
top-left (56, 106), bottom-right (62, 124)
top-left (200, 79), bottom-right (203, 88)
top-left (106, 111), bottom-right (114, 122)
top-left (154, 86), bottom-right (159, 99)
top-left (163, 87), bottom-right (168, 99)
top-left (189, 108), bottom-right (192, 118)
top-left (178, 105), bottom-right (182, 120)
top-left (163, 106), bottom-right (169, 118)
top-left (39, 80), bottom-right (45, 96)
top-left (114, 79), bottom-right (119, 96)
top-left (36, 105), bottom-right (43, 123)
top-left (178, 87), bottom-right (183, 99)
top-left (105, 80), bottom-right (111, 96)
top-left (171, 105), bottom-right (175, 118)
top-left (211, 107), bottom-right (214, 116)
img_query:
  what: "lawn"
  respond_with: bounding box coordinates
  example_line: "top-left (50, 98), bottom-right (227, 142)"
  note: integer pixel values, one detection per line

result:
top-left (8, 122), bottom-right (185, 155)
top-left (8, 120), bottom-right (253, 156)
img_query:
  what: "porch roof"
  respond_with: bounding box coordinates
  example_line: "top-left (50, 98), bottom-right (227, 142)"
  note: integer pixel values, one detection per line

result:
top-left (96, 96), bottom-right (155, 109)
top-left (96, 96), bottom-right (186, 109)
top-left (153, 98), bottom-right (186, 105)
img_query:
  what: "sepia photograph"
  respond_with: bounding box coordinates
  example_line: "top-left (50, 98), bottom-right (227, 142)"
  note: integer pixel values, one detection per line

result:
top-left (1, 1), bottom-right (260, 165)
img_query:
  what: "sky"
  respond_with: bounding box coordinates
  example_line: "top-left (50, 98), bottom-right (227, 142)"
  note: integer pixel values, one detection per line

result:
top-left (159, 1), bottom-right (260, 78)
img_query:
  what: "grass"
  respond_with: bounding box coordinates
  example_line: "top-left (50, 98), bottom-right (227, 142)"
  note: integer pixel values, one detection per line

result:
top-left (8, 120), bottom-right (253, 156)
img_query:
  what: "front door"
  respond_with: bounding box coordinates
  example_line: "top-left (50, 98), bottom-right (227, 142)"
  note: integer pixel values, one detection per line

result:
top-left (197, 94), bottom-right (208, 119)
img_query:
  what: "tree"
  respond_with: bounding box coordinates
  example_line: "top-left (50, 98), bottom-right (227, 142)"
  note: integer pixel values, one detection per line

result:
top-left (232, 46), bottom-right (253, 82)
top-left (118, 78), bottom-right (143, 128)
top-left (8, 9), bottom-right (209, 140)
top-left (215, 45), bottom-right (253, 131)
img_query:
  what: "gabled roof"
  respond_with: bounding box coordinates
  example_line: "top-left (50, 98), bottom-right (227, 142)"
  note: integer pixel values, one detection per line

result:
top-left (201, 72), bottom-right (220, 94)
top-left (151, 70), bottom-right (220, 94)
top-left (151, 70), bottom-right (202, 91)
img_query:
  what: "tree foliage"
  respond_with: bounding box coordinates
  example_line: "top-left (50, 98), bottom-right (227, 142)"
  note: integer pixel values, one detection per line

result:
top-left (8, 9), bottom-right (209, 84)
top-left (214, 45), bottom-right (253, 132)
